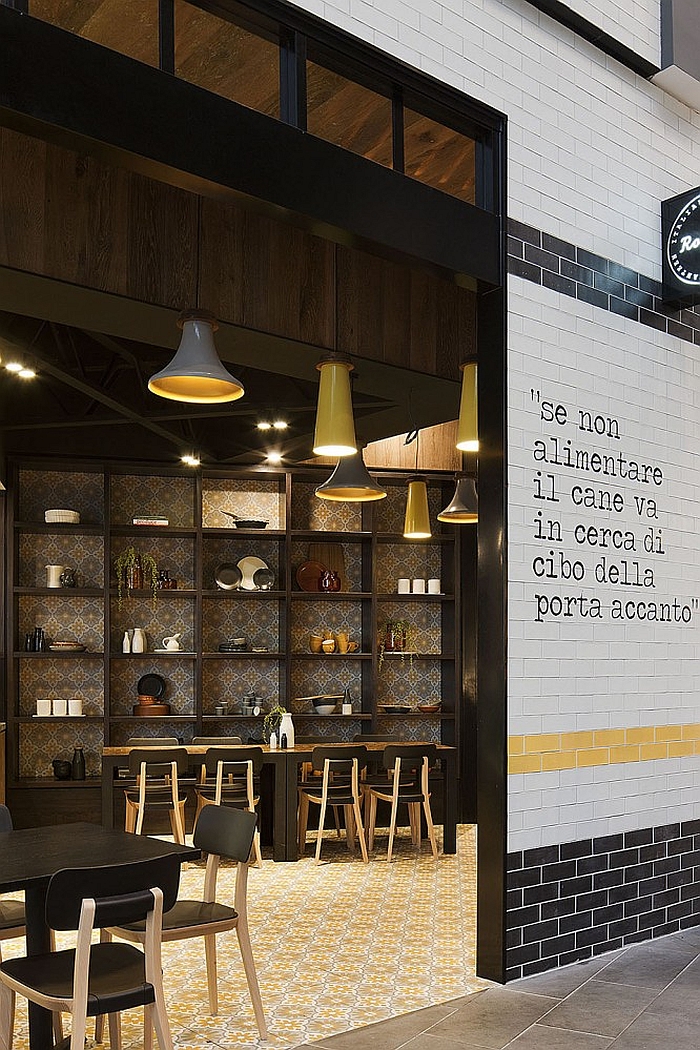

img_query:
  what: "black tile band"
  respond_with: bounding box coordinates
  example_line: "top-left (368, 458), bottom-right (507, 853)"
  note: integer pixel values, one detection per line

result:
top-left (507, 218), bottom-right (700, 345)
top-left (506, 820), bottom-right (700, 980)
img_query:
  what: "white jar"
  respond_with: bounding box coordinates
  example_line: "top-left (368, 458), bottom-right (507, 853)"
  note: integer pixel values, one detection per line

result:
top-left (279, 712), bottom-right (295, 748)
top-left (131, 628), bottom-right (146, 654)
top-left (46, 565), bottom-right (65, 588)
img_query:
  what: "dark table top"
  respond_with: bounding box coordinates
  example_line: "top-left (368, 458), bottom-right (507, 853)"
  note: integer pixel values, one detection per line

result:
top-left (0, 822), bottom-right (199, 893)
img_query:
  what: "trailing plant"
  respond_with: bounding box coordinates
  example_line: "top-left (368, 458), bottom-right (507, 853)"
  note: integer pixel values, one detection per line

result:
top-left (377, 618), bottom-right (416, 672)
top-left (263, 704), bottom-right (287, 742)
top-left (114, 546), bottom-right (159, 609)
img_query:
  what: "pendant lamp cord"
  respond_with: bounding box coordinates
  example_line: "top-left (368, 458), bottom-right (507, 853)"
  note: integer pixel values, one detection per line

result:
top-left (195, 196), bottom-right (202, 311)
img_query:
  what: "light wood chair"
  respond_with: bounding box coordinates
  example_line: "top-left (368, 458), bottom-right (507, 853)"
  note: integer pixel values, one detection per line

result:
top-left (0, 854), bottom-right (180, 1050)
top-left (366, 743), bottom-right (439, 861)
top-left (297, 745), bottom-right (369, 863)
top-left (193, 747), bottom-right (264, 866)
top-left (104, 805), bottom-right (267, 1037)
top-left (124, 747), bottom-right (190, 844)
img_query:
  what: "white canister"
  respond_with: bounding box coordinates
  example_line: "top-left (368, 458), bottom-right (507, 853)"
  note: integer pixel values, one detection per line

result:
top-left (397, 578), bottom-right (410, 593)
top-left (45, 565), bottom-right (65, 588)
top-left (36, 698), bottom-right (51, 717)
top-left (279, 712), bottom-right (295, 747)
top-left (428, 578), bottom-right (441, 594)
top-left (68, 697), bottom-right (83, 716)
top-left (412, 578), bottom-right (426, 594)
top-left (131, 628), bottom-right (146, 653)
top-left (52, 698), bottom-right (67, 717)
top-left (342, 702), bottom-right (353, 715)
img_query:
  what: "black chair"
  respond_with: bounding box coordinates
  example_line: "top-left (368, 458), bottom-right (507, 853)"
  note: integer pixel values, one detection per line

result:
top-left (0, 854), bottom-right (181, 1050)
top-left (104, 805), bottom-right (267, 1037)
top-left (0, 807), bottom-right (23, 956)
top-left (127, 737), bottom-right (180, 747)
top-left (191, 736), bottom-right (243, 745)
top-left (366, 744), bottom-right (439, 861)
top-left (298, 745), bottom-right (369, 863)
top-left (124, 747), bottom-right (190, 844)
top-left (193, 747), bottom-right (264, 866)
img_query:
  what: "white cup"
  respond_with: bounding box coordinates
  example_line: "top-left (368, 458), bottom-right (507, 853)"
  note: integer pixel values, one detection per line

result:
top-left (52, 698), bottom-right (67, 716)
top-left (68, 698), bottom-right (83, 716)
top-left (412, 578), bottom-right (426, 594)
top-left (397, 578), bottom-right (410, 593)
top-left (428, 578), bottom-right (441, 594)
top-left (45, 565), bottom-right (65, 588)
top-left (36, 698), bottom-right (51, 717)
top-left (342, 702), bottom-right (353, 715)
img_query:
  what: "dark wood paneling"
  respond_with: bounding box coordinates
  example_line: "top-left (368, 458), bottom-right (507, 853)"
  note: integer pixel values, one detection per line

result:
top-left (126, 172), bottom-right (197, 309)
top-left (0, 128), bottom-right (46, 273)
top-left (7, 786), bottom-right (102, 828)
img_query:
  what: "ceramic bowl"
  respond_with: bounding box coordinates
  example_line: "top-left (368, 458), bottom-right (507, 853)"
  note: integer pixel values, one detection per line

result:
top-left (313, 703), bottom-right (337, 715)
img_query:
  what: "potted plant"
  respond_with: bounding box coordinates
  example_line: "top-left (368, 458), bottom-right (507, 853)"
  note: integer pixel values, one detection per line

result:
top-left (114, 546), bottom-right (159, 609)
top-left (378, 618), bottom-right (416, 671)
top-left (263, 704), bottom-right (287, 743)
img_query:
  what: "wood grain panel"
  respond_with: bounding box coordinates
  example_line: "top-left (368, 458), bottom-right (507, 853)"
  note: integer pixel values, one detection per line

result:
top-left (31, 0), bottom-right (159, 67)
top-left (0, 128), bottom-right (46, 274)
top-left (126, 172), bottom-right (197, 309)
top-left (364, 421), bottom-right (460, 471)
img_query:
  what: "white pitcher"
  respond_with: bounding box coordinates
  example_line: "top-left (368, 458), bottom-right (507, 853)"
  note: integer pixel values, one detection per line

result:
top-left (46, 565), bottom-right (65, 588)
top-left (162, 632), bottom-right (182, 651)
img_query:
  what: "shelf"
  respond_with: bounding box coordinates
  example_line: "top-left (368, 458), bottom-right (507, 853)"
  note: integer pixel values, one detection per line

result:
top-left (110, 525), bottom-right (197, 537)
top-left (108, 715), bottom-right (196, 722)
top-left (203, 528), bottom-right (286, 538)
top-left (110, 651), bottom-right (197, 659)
top-left (376, 593), bottom-right (454, 601)
top-left (15, 587), bottom-right (104, 597)
top-left (379, 652), bottom-right (454, 660)
top-left (15, 716), bottom-right (104, 723)
top-left (292, 652), bottom-right (371, 660)
top-left (10, 778), bottom-right (102, 789)
top-left (201, 589), bottom-right (285, 598)
top-left (376, 711), bottom-right (455, 718)
top-left (108, 588), bottom-right (197, 597)
top-left (291, 529), bottom-right (372, 541)
top-left (291, 591), bottom-right (372, 599)
top-left (14, 522), bottom-right (104, 534)
top-left (202, 651), bottom-right (285, 659)
top-left (291, 713), bottom-right (372, 720)
top-left (15, 651), bottom-right (103, 658)
top-left (375, 532), bottom-right (455, 544)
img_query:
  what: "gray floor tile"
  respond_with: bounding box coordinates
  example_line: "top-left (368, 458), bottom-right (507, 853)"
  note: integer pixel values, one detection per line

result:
top-left (664, 927), bottom-right (700, 954)
top-left (593, 941), bottom-right (694, 990)
top-left (538, 979), bottom-right (656, 1038)
top-left (310, 1002), bottom-right (463, 1049)
top-left (428, 987), bottom-right (559, 1049)
top-left (608, 987), bottom-right (700, 1049)
top-left (508, 1023), bottom-right (614, 1050)
top-left (511, 953), bottom-right (624, 999)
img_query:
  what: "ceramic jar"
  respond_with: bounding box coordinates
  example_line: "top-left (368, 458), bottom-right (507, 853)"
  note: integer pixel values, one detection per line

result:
top-left (318, 570), bottom-right (341, 592)
top-left (131, 627), bottom-right (146, 653)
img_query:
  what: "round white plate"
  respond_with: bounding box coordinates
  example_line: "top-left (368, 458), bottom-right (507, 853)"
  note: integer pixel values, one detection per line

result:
top-left (237, 556), bottom-right (269, 590)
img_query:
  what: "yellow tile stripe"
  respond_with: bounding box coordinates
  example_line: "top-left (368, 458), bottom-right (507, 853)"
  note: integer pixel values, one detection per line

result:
top-left (508, 723), bottom-right (700, 774)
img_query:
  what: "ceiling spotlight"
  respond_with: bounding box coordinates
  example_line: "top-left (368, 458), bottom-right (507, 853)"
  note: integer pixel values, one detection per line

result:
top-left (257, 422), bottom-right (272, 431)
top-left (5, 362), bottom-right (23, 373)
top-left (181, 453), bottom-right (201, 467)
top-left (273, 420), bottom-right (288, 430)
top-left (18, 368), bottom-right (36, 380)
top-left (266, 451), bottom-right (283, 464)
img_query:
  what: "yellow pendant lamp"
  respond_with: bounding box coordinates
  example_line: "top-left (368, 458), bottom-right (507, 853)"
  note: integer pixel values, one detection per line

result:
top-left (148, 311), bottom-right (245, 404)
top-left (315, 449), bottom-right (387, 501)
top-left (456, 361), bottom-right (478, 452)
top-left (403, 477), bottom-right (432, 539)
top-left (438, 472), bottom-right (478, 524)
top-left (313, 354), bottom-right (357, 457)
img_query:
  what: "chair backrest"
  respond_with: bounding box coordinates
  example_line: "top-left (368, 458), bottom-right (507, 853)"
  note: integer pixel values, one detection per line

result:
top-left (296, 735), bottom-right (341, 744)
top-left (311, 744), bottom-right (368, 775)
top-left (383, 743), bottom-right (437, 773)
top-left (0, 805), bottom-right (13, 833)
top-left (353, 734), bottom-right (402, 742)
top-left (128, 746), bottom-right (190, 776)
top-left (46, 854), bottom-right (182, 930)
top-left (192, 736), bottom-right (243, 745)
top-left (127, 737), bottom-right (180, 747)
top-left (204, 746), bottom-right (264, 776)
top-left (193, 802), bottom-right (257, 863)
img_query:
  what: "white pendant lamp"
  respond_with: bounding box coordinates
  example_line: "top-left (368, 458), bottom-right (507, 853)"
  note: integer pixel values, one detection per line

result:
top-left (313, 353), bottom-right (357, 457)
top-left (403, 476), bottom-right (432, 539)
top-left (456, 361), bottom-right (478, 452)
top-left (315, 449), bottom-right (387, 502)
top-left (438, 472), bottom-right (478, 524)
top-left (148, 310), bottom-right (245, 404)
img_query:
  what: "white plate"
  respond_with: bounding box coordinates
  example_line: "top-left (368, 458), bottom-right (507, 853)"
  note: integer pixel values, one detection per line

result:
top-left (237, 556), bottom-right (270, 590)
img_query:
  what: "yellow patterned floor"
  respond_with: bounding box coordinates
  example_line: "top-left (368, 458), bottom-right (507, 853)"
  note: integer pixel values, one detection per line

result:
top-left (3, 825), bottom-right (487, 1049)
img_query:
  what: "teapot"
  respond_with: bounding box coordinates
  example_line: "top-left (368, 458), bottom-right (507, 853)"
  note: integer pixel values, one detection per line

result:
top-left (162, 632), bottom-right (182, 651)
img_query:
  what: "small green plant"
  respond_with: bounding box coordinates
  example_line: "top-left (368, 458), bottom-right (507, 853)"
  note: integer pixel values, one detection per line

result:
top-left (263, 704), bottom-right (287, 742)
top-left (378, 619), bottom-right (416, 672)
top-left (114, 546), bottom-right (159, 609)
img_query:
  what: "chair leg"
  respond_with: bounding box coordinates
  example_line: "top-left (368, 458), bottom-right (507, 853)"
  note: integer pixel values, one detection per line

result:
top-left (124, 797), bottom-right (136, 834)
top-left (352, 796), bottom-right (369, 863)
top-left (149, 983), bottom-right (174, 1050)
top-left (367, 792), bottom-right (378, 851)
top-left (333, 805), bottom-right (342, 836)
top-left (0, 980), bottom-right (15, 1050)
top-left (143, 1006), bottom-right (153, 1050)
top-left (69, 1003), bottom-right (87, 1050)
top-left (252, 828), bottom-right (263, 868)
top-left (423, 798), bottom-right (439, 858)
top-left (297, 793), bottom-right (309, 855)
top-left (107, 1012), bottom-right (122, 1049)
top-left (236, 920), bottom-right (268, 1039)
top-left (134, 799), bottom-right (146, 837)
top-left (204, 933), bottom-right (218, 1015)
top-left (168, 799), bottom-right (186, 845)
top-left (315, 795), bottom-right (328, 863)
top-left (344, 805), bottom-right (356, 854)
top-left (387, 794), bottom-right (400, 862)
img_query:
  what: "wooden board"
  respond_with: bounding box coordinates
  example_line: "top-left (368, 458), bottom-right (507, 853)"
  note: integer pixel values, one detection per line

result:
top-left (308, 541), bottom-right (347, 591)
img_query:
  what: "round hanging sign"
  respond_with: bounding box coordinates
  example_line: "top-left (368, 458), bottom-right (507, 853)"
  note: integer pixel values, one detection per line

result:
top-left (666, 191), bottom-right (700, 287)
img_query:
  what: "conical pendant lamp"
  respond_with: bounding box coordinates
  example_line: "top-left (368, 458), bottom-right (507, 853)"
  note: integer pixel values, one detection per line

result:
top-left (403, 476), bottom-right (432, 539)
top-left (313, 353), bottom-right (357, 457)
top-left (148, 310), bottom-right (245, 403)
top-left (456, 361), bottom-right (478, 452)
top-left (438, 472), bottom-right (478, 523)
top-left (315, 449), bottom-right (387, 502)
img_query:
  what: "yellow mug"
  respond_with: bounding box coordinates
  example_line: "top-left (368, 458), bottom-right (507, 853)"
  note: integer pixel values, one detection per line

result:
top-left (321, 638), bottom-right (336, 654)
top-left (309, 634), bottom-right (323, 653)
top-left (347, 640), bottom-right (359, 653)
top-left (335, 631), bottom-right (349, 654)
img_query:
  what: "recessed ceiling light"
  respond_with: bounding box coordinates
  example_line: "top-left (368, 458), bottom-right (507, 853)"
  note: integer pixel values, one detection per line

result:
top-left (273, 420), bottom-right (288, 430)
top-left (18, 368), bottom-right (36, 380)
top-left (5, 362), bottom-right (23, 373)
top-left (266, 451), bottom-right (283, 464)
top-left (181, 453), bottom-right (200, 467)
top-left (256, 422), bottom-right (272, 431)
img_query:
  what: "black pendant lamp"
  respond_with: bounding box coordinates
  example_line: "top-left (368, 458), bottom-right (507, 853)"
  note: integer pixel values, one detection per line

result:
top-left (438, 472), bottom-right (478, 524)
top-left (315, 449), bottom-right (387, 502)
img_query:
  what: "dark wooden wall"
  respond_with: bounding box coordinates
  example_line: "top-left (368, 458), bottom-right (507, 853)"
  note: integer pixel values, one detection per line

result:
top-left (0, 126), bottom-right (475, 379)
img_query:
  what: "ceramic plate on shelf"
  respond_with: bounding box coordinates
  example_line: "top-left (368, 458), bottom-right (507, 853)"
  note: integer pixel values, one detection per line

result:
top-left (237, 556), bottom-right (269, 590)
top-left (136, 672), bottom-right (166, 699)
top-left (214, 563), bottom-right (242, 590)
top-left (379, 704), bottom-right (412, 714)
top-left (48, 642), bottom-right (86, 652)
top-left (252, 567), bottom-right (275, 590)
top-left (295, 560), bottom-right (326, 592)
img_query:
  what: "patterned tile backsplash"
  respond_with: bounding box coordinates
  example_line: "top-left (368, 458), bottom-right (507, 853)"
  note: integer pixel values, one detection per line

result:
top-left (290, 599), bottom-right (363, 652)
top-left (18, 469), bottom-right (104, 524)
top-left (202, 477), bottom-right (285, 529)
top-left (19, 533), bottom-right (104, 588)
top-left (110, 596), bottom-right (195, 654)
top-left (202, 536), bottom-right (282, 589)
top-left (18, 595), bottom-right (104, 651)
top-left (291, 480), bottom-right (365, 532)
top-left (19, 657), bottom-right (104, 717)
top-left (110, 474), bottom-right (195, 526)
top-left (201, 658), bottom-right (283, 712)
top-left (202, 598), bottom-right (281, 652)
top-left (20, 721), bottom-right (103, 778)
top-left (110, 657), bottom-right (196, 715)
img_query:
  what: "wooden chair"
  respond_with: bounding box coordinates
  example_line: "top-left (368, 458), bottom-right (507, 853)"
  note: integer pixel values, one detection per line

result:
top-left (124, 747), bottom-right (190, 845)
top-left (297, 745), bottom-right (369, 863)
top-left (126, 737), bottom-right (180, 747)
top-left (0, 808), bottom-right (23, 958)
top-left (193, 747), bottom-right (264, 866)
top-left (366, 743), bottom-right (439, 861)
top-left (104, 805), bottom-right (267, 1037)
top-left (191, 736), bottom-right (242, 745)
top-left (0, 854), bottom-right (181, 1050)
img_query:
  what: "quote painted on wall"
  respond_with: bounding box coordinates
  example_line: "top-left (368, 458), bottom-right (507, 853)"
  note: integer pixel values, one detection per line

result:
top-left (529, 388), bottom-right (698, 625)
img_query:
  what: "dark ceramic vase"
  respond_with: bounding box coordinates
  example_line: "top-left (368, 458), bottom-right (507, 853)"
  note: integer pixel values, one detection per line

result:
top-left (52, 759), bottom-right (72, 780)
top-left (318, 570), bottom-right (341, 592)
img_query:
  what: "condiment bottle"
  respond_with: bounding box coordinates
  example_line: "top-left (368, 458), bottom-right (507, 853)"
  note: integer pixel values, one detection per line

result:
top-left (71, 747), bottom-right (86, 780)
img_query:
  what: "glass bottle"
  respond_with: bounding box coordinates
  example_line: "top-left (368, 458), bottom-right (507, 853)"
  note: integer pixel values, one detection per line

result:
top-left (71, 747), bottom-right (86, 780)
